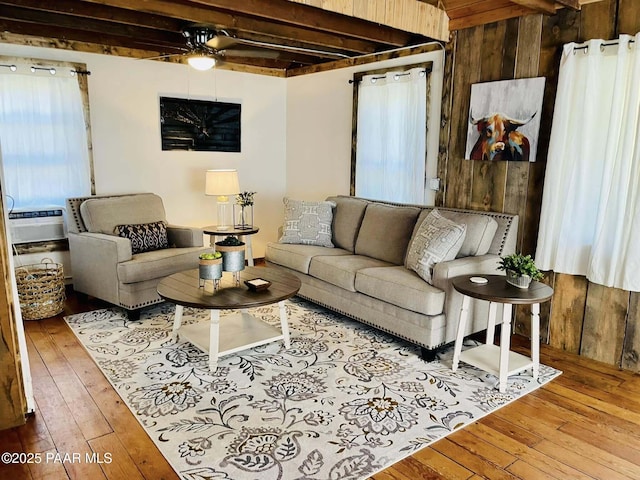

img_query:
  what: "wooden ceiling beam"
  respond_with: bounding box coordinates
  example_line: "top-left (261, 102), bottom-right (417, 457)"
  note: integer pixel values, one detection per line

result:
top-left (0, 4), bottom-right (185, 48)
top-left (286, 0), bottom-right (449, 41)
top-left (509, 0), bottom-right (557, 15)
top-left (0, 18), bottom-right (185, 54)
top-left (74, 0), bottom-right (379, 54)
top-left (182, 0), bottom-right (416, 46)
top-left (555, 0), bottom-right (581, 9)
top-left (0, 0), bottom-right (185, 31)
top-left (449, 3), bottom-right (536, 30)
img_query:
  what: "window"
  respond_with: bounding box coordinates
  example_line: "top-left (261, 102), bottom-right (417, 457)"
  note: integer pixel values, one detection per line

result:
top-left (351, 64), bottom-right (430, 204)
top-left (0, 58), bottom-right (93, 210)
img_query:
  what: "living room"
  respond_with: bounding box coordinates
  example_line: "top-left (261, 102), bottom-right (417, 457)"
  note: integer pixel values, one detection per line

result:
top-left (0, 0), bottom-right (639, 479)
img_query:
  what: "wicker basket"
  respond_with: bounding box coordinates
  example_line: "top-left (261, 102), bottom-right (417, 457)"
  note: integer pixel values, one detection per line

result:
top-left (15, 258), bottom-right (66, 320)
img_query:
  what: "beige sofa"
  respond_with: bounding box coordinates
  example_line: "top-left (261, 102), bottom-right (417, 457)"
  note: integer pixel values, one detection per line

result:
top-left (266, 195), bottom-right (518, 360)
top-left (66, 193), bottom-right (209, 318)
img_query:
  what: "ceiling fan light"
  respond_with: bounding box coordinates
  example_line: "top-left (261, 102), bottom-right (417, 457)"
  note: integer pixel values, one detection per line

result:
top-left (187, 55), bottom-right (216, 71)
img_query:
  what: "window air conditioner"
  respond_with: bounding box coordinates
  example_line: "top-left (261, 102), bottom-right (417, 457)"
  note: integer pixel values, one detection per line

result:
top-left (8, 207), bottom-right (67, 244)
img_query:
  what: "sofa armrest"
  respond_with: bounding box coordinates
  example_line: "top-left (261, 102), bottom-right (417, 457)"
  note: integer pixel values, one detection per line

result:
top-left (68, 232), bottom-right (133, 304)
top-left (431, 254), bottom-right (502, 290)
top-left (431, 254), bottom-right (504, 346)
top-left (167, 225), bottom-right (204, 248)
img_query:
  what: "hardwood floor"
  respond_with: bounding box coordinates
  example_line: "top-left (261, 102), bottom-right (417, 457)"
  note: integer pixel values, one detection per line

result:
top-left (2, 289), bottom-right (640, 480)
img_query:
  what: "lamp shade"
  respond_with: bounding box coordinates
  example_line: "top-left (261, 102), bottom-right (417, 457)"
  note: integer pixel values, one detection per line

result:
top-left (205, 169), bottom-right (240, 196)
top-left (188, 55), bottom-right (216, 71)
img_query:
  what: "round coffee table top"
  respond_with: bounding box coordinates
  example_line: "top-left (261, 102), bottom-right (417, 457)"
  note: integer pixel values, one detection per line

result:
top-left (451, 274), bottom-right (553, 305)
top-left (157, 266), bottom-right (301, 310)
top-left (202, 225), bottom-right (260, 236)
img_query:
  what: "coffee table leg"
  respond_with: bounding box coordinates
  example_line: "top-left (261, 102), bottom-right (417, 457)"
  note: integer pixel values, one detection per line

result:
top-left (172, 305), bottom-right (183, 340)
top-left (531, 303), bottom-right (540, 380)
top-left (498, 303), bottom-right (513, 393)
top-left (452, 295), bottom-right (470, 372)
top-left (278, 301), bottom-right (291, 349)
top-left (209, 310), bottom-right (220, 372)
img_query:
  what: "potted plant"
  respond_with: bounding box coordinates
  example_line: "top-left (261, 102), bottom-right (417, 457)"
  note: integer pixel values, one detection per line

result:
top-left (198, 251), bottom-right (223, 290)
top-left (215, 236), bottom-right (246, 275)
top-left (497, 253), bottom-right (544, 289)
top-left (235, 191), bottom-right (256, 230)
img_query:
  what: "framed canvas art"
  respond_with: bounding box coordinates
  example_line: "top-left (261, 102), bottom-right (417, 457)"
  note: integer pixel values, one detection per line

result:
top-left (465, 77), bottom-right (545, 162)
top-left (160, 97), bottom-right (241, 152)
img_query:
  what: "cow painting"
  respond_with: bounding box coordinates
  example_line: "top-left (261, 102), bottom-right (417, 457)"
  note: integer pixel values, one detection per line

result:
top-left (469, 111), bottom-right (536, 162)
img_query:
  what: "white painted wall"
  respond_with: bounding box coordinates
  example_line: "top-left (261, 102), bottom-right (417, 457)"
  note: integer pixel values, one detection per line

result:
top-left (285, 47), bottom-right (444, 204)
top-left (0, 43), bottom-right (287, 261)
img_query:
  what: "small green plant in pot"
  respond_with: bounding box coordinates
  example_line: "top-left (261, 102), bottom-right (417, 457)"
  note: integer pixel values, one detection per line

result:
top-left (498, 253), bottom-right (543, 289)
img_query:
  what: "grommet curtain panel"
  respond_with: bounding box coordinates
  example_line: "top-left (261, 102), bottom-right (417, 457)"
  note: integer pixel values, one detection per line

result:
top-left (536, 33), bottom-right (640, 291)
top-left (0, 72), bottom-right (91, 209)
top-left (355, 67), bottom-right (427, 204)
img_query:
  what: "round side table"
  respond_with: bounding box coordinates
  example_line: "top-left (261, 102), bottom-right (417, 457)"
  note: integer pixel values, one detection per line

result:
top-left (451, 274), bottom-right (553, 393)
top-left (203, 226), bottom-right (259, 266)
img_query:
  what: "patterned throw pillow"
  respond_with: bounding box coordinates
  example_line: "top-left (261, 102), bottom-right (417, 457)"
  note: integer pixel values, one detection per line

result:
top-left (114, 221), bottom-right (169, 254)
top-left (279, 198), bottom-right (336, 247)
top-left (406, 209), bottom-right (466, 284)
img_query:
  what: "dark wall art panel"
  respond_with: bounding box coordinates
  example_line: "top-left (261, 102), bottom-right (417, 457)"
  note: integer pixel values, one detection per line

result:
top-left (160, 97), bottom-right (241, 152)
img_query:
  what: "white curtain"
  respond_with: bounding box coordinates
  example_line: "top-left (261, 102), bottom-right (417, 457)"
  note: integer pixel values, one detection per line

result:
top-left (355, 67), bottom-right (427, 204)
top-left (0, 71), bottom-right (91, 209)
top-left (536, 33), bottom-right (640, 291)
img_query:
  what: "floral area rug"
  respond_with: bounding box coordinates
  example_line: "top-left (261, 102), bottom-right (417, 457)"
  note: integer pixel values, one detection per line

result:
top-left (65, 298), bottom-right (561, 480)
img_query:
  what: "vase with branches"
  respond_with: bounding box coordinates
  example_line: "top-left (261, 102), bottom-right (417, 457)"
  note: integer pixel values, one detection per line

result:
top-left (235, 191), bottom-right (256, 229)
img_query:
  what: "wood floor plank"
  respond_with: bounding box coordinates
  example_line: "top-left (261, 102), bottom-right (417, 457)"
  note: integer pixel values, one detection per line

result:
top-left (448, 429), bottom-right (516, 468)
top-left (88, 433), bottom-right (145, 480)
top-left (531, 387), bottom-right (640, 437)
top-left (411, 447), bottom-right (474, 480)
top-left (27, 448), bottom-right (70, 480)
top-left (27, 320), bottom-right (112, 441)
top-left (507, 460), bottom-right (563, 480)
top-left (535, 439), bottom-right (636, 480)
top-left (386, 455), bottom-right (451, 479)
top-left (431, 438), bottom-right (520, 480)
top-left (469, 419), bottom-right (594, 480)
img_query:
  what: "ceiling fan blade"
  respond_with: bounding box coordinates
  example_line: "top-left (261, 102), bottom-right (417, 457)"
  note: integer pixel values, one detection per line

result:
top-left (220, 48), bottom-right (280, 59)
top-left (205, 35), bottom-right (238, 51)
top-left (140, 52), bottom-right (185, 61)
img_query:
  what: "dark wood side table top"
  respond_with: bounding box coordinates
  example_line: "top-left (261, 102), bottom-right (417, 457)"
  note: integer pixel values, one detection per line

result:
top-left (202, 226), bottom-right (260, 236)
top-left (452, 274), bottom-right (554, 305)
top-left (157, 266), bottom-right (300, 310)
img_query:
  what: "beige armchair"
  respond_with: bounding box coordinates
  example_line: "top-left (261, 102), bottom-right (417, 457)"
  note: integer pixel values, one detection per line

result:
top-left (66, 193), bottom-right (209, 318)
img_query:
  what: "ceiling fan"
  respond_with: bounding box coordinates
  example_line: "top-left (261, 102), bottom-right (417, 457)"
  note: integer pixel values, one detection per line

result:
top-left (145, 26), bottom-right (350, 71)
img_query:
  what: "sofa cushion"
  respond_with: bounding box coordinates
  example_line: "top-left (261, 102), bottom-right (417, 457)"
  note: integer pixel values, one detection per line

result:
top-left (405, 209), bottom-right (466, 284)
top-left (114, 221), bottom-right (169, 254)
top-left (279, 198), bottom-right (336, 247)
top-left (354, 203), bottom-right (420, 265)
top-left (266, 242), bottom-right (351, 274)
top-left (355, 266), bottom-right (445, 316)
top-left (80, 193), bottom-right (166, 235)
top-left (117, 246), bottom-right (203, 284)
top-left (326, 196), bottom-right (368, 252)
top-left (309, 255), bottom-right (392, 292)
top-left (412, 209), bottom-right (498, 258)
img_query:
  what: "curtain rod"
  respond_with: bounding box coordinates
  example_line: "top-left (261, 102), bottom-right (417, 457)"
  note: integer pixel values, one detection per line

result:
top-left (0, 64), bottom-right (90, 75)
top-left (572, 38), bottom-right (636, 53)
top-left (348, 67), bottom-right (431, 84)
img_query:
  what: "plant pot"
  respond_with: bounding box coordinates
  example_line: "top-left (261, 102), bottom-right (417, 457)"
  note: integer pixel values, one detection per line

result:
top-left (506, 270), bottom-right (532, 289)
top-left (216, 243), bottom-right (245, 272)
top-left (199, 257), bottom-right (222, 291)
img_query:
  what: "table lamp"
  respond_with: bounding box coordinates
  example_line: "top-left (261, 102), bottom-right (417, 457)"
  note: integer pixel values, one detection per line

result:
top-left (205, 169), bottom-right (240, 230)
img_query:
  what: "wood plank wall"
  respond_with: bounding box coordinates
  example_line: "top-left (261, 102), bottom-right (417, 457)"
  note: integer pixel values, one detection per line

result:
top-left (439, 0), bottom-right (640, 371)
top-left (0, 182), bottom-right (27, 429)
